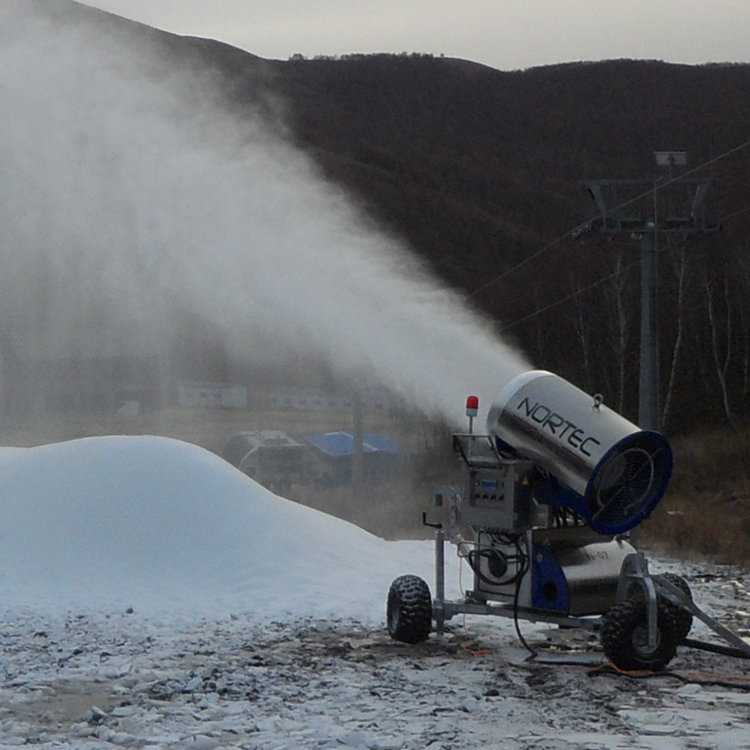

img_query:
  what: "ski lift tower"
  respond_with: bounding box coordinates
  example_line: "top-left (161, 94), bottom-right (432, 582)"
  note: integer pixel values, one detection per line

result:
top-left (582, 152), bottom-right (719, 431)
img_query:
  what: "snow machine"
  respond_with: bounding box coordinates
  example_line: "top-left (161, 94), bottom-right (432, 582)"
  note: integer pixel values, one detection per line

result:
top-left (387, 370), bottom-right (750, 671)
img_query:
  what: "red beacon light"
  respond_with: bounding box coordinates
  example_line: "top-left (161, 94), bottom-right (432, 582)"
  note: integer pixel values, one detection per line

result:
top-left (465, 395), bottom-right (479, 432)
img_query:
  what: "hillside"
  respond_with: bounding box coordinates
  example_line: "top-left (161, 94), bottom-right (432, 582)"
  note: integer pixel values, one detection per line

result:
top-left (180, 43), bottom-right (750, 432)
top-left (5, 1), bottom-right (750, 433)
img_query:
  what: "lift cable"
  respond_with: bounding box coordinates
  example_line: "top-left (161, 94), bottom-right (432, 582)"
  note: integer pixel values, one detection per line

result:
top-left (497, 254), bottom-right (642, 333)
top-left (467, 137), bottom-right (750, 304)
top-left (497, 202), bottom-right (750, 335)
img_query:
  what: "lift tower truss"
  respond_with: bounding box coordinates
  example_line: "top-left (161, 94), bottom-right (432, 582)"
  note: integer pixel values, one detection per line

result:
top-left (583, 152), bottom-right (719, 431)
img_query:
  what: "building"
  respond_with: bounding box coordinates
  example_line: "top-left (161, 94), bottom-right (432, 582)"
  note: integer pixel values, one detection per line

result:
top-left (177, 381), bottom-right (247, 409)
top-left (221, 430), bottom-right (305, 493)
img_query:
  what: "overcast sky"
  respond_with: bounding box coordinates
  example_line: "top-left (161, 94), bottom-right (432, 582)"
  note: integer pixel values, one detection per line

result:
top-left (78, 0), bottom-right (750, 71)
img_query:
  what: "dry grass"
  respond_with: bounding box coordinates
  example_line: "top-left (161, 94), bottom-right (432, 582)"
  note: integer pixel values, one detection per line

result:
top-left (640, 425), bottom-right (750, 565)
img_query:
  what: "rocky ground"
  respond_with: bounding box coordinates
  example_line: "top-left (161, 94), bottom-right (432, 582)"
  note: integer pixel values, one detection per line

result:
top-left (3, 560), bottom-right (750, 750)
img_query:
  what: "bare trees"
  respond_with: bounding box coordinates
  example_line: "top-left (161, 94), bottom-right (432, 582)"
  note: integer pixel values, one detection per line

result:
top-left (504, 233), bottom-right (750, 434)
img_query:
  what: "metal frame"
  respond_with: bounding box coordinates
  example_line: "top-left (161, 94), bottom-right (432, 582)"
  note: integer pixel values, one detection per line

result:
top-left (622, 551), bottom-right (750, 657)
top-left (427, 483), bottom-right (750, 660)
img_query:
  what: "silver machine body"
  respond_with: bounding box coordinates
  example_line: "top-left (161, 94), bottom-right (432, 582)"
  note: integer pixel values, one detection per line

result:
top-left (396, 370), bottom-right (750, 668)
top-left (470, 526), bottom-right (637, 616)
top-left (446, 432), bottom-right (638, 616)
top-left (434, 370), bottom-right (672, 618)
top-left (486, 370), bottom-right (673, 535)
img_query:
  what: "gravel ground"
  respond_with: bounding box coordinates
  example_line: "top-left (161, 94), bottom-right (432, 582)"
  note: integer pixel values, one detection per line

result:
top-left (3, 560), bottom-right (750, 750)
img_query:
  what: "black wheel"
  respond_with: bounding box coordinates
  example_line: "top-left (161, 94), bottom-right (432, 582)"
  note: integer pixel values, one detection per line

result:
top-left (658, 573), bottom-right (693, 643)
top-left (387, 575), bottom-right (432, 644)
top-left (601, 597), bottom-right (678, 671)
top-left (623, 573), bottom-right (694, 645)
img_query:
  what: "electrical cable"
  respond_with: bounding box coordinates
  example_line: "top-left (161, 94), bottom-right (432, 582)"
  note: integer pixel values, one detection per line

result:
top-left (456, 546), bottom-right (469, 633)
top-left (462, 531), bottom-right (528, 587)
top-left (589, 662), bottom-right (750, 690)
top-left (457, 531), bottom-right (537, 657)
top-left (497, 255), bottom-right (642, 333)
top-left (465, 548), bottom-right (511, 586)
top-left (511, 535), bottom-right (538, 659)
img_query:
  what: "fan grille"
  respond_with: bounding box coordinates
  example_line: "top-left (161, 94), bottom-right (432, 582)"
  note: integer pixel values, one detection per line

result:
top-left (588, 434), bottom-right (671, 533)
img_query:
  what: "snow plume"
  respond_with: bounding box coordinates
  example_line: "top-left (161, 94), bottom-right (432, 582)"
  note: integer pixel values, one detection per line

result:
top-left (0, 1), bottom-right (530, 425)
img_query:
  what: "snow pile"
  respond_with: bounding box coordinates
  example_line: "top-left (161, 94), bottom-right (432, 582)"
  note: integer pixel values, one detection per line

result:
top-left (0, 436), bottom-right (441, 621)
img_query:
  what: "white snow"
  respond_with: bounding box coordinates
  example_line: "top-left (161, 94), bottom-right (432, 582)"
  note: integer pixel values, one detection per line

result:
top-left (0, 435), bottom-right (444, 621)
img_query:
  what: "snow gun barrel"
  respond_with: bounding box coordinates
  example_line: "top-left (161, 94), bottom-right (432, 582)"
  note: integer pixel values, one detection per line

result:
top-left (486, 370), bottom-right (673, 535)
